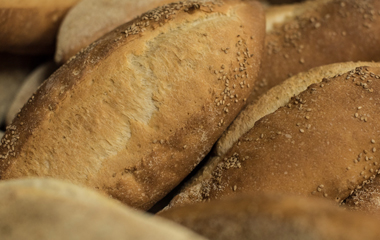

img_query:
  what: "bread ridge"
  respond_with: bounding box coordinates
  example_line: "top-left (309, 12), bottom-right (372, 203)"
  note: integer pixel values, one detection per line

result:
top-left (166, 64), bottom-right (380, 209)
top-left (0, 0), bottom-right (265, 210)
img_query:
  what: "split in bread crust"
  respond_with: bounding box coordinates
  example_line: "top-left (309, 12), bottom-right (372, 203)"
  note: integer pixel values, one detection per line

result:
top-left (345, 173), bottom-right (380, 217)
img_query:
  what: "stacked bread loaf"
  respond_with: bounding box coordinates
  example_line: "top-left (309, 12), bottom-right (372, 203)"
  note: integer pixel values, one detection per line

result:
top-left (0, 0), bottom-right (265, 210)
top-left (3, 0), bottom-right (380, 239)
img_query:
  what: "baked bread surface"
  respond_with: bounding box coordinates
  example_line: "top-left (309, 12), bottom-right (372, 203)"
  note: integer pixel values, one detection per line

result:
top-left (167, 65), bottom-right (380, 208)
top-left (0, 0), bottom-right (265, 210)
top-left (249, 0), bottom-right (380, 104)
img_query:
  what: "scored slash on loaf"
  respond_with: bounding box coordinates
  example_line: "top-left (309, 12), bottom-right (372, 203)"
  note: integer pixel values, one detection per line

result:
top-left (0, 0), bottom-right (265, 210)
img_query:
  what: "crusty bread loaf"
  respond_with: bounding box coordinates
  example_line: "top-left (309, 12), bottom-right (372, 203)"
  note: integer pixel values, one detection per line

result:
top-left (5, 62), bottom-right (57, 126)
top-left (160, 193), bottom-right (380, 240)
top-left (0, 178), bottom-right (206, 240)
top-left (215, 62), bottom-right (380, 157)
top-left (0, 0), bottom-right (80, 54)
top-left (166, 64), bottom-right (380, 209)
top-left (249, 0), bottom-right (380, 104)
top-left (55, 0), bottom-right (175, 64)
top-left (0, 131), bottom-right (3, 139)
top-left (0, 0), bottom-right (265, 210)
top-left (0, 54), bottom-right (40, 125)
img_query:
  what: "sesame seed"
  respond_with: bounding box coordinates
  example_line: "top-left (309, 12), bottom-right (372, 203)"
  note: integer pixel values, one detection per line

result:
top-left (299, 129), bottom-right (305, 133)
top-left (371, 139), bottom-right (376, 144)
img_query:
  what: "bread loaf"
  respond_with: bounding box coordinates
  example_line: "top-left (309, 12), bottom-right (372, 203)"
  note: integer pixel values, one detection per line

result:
top-left (0, 178), bottom-right (206, 240)
top-left (55, 0), bottom-right (175, 64)
top-left (0, 0), bottom-right (80, 54)
top-left (5, 62), bottom-right (57, 126)
top-left (0, 131), bottom-right (3, 139)
top-left (166, 64), bottom-right (380, 209)
top-left (249, 0), bottom-right (380, 104)
top-left (160, 193), bottom-right (380, 240)
top-left (0, 0), bottom-right (265, 210)
top-left (216, 62), bottom-right (380, 157)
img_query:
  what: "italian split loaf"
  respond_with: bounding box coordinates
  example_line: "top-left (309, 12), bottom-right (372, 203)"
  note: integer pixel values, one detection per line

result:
top-left (160, 193), bottom-right (380, 240)
top-left (0, 178), bottom-right (206, 240)
top-left (0, 0), bottom-right (80, 54)
top-left (249, 0), bottom-right (380, 104)
top-left (0, 0), bottom-right (265, 210)
top-left (167, 63), bottom-right (380, 209)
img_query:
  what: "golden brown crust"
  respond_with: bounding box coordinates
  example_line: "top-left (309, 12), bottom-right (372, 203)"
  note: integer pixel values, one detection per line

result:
top-left (249, 0), bottom-right (380, 104)
top-left (0, 178), bottom-right (206, 240)
top-left (0, 0), bottom-right (265, 210)
top-left (167, 66), bottom-right (380, 209)
top-left (215, 62), bottom-right (380, 157)
top-left (55, 0), bottom-right (175, 64)
top-left (160, 193), bottom-right (380, 240)
top-left (0, 0), bottom-right (80, 54)
top-left (5, 62), bottom-right (57, 125)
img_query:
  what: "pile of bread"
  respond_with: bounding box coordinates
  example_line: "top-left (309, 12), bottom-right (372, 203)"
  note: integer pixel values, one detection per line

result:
top-left (2, 0), bottom-right (380, 239)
